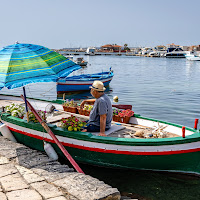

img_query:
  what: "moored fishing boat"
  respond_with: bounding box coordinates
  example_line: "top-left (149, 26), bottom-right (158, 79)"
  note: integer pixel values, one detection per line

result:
top-left (1, 95), bottom-right (200, 175)
top-left (75, 57), bottom-right (88, 66)
top-left (57, 70), bottom-right (114, 93)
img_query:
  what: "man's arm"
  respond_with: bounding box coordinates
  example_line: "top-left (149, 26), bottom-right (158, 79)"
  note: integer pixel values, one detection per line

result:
top-left (80, 99), bottom-right (96, 109)
top-left (99, 114), bottom-right (107, 136)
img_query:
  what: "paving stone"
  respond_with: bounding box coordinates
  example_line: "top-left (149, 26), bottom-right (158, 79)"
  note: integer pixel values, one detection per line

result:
top-left (0, 138), bottom-right (28, 159)
top-left (0, 164), bottom-right (18, 178)
top-left (0, 192), bottom-right (7, 200)
top-left (0, 157), bottom-right (9, 165)
top-left (32, 162), bottom-right (74, 182)
top-left (15, 165), bottom-right (45, 184)
top-left (0, 137), bottom-right (24, 149)
top-left (0, 147), bottom-right (37, 160)
top-left (53, 173), bottom-right (120, 200)
top-left (35, 161), bottom-right (73, 173)
top-left (14, 152), bottom-right (51, 168)
top-left (31, 181), bottom-right (63, 199)
top-left (0, 173), bottom-right (29, 192)
top-left (47, 196), bottom-right (68, 200)
top-left (6, 189), bottom-right (42, 200)
top-left (0, 135), bottom-right (120, 200)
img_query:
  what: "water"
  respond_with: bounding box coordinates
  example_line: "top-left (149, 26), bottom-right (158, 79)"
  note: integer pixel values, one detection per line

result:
top-left (69, 55), bottom-right (200, 128)
top-left (1, 55), bottom-right (200, 199)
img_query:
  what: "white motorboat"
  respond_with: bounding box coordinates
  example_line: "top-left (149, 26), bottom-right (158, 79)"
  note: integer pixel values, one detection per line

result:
top-left (165, 47), bottom-right (186, 58)
top-left (86, 47), bottom-right (96, 55)
top-left (185, 51), bottom-right (200, 61)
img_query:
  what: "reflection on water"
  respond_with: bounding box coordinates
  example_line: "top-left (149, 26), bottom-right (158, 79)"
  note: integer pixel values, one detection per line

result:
top-left (1, 55), bottom-right (200, 199)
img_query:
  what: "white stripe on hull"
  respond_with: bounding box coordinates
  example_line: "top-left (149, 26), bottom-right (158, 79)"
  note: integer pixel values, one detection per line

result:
top-left (58, 77), bottom-right (112, 85)
top-left (3, 121), bottom-right (199, 153)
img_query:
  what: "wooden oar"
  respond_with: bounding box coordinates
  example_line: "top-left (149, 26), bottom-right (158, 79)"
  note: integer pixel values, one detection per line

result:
top-left (20, 95), bottom-right (84, 174)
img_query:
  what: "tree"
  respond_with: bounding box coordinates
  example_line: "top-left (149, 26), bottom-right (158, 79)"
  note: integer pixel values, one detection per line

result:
top-left (124, 44), bottom-right (130, 51)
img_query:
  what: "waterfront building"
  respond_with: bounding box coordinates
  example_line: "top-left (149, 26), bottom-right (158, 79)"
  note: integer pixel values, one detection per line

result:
top-left (101, 44), bottom-right (122, 52)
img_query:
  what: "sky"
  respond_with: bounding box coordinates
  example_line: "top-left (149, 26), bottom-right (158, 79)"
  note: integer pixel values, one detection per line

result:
top-left (0, 0), bottom-right (200, 49)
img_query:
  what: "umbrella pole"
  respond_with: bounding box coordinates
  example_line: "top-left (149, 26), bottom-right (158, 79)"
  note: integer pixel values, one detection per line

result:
top-left (23, 87), bottom-right (29, 122)
top-left (20, 94), bottom-right (84, 174)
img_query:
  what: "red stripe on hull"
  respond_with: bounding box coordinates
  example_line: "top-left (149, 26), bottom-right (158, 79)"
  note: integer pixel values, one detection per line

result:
top-left (8, 126), bottom-right (200, 156)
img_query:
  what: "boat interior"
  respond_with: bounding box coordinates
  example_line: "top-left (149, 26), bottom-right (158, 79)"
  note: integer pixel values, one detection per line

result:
top-left (0, 96), bottom-right (195, 139)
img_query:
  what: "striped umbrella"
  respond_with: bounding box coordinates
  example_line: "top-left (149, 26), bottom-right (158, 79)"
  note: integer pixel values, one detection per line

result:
top-left (0, 43), bottom-right (81, 90)
top-left (0, 43), bottom-right (85, 173)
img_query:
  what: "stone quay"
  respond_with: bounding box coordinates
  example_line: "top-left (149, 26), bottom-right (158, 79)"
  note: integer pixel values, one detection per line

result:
top-left (0, 136), bottom-right (121, 200)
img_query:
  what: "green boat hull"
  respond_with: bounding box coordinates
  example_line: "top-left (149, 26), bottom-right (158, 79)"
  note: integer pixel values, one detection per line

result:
top-left (1, 113), bottom-right (200, 175)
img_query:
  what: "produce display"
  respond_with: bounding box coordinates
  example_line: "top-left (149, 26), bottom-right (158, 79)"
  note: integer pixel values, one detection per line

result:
top-left (63, 99), bottom-right (77, 107)
top-left (112, 109), bottom-right (134, 123)
top-left (28, 110), bottom-right (46, 123)
top-left (60, 115), bottom-right (87, 131)
top-left (118, 109), bottom-right (134, 117)
top-left (5, 103), bottom-right (25, 118)
top-left (83, 104), bottom-right (93, 111)
top-left (5, 103), bottom-right (46, 123)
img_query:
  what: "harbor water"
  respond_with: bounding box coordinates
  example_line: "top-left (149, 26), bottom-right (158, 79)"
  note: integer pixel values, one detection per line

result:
top-left (1, 55), bottom-right (200, 199)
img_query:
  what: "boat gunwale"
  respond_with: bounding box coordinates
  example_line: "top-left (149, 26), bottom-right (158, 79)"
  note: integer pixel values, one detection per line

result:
top-left (59, 72), bottom-right (114, 82)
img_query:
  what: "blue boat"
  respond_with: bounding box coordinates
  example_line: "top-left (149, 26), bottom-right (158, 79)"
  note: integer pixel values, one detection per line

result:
top-left (57, 70), bottom-right (114, 93)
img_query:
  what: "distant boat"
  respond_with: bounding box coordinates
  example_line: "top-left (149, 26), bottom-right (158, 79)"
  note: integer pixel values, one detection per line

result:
top-left (185, 51), bottom-right (200, 61)
top-left (57, 70), bottom-right (114, 93)
top-left (75, 57), bottom-right (88, 66)
top-left (165, 47), bottom-right (186, 58)
top-left (86, 47), bottom-right (96, 55)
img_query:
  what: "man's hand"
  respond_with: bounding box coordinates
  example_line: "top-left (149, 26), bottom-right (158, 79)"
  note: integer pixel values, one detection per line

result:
top-left (80, 100), bottom-right (86, 109)
top-left (80, 99), bottom-right (96, 109)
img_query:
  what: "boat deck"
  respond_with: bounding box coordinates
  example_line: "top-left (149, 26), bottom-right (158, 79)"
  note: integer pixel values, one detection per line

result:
top-left (47, 111), bottom-right (179, 139)
top-left (0, 98), bottom-right (180, 139)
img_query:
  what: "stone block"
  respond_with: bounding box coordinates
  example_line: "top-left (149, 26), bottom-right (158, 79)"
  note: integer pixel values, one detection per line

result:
top-left (0, 164), bottom-right (18, 178)
top-left (47, 196), bottom-right (68, 200)
top-left (53, 173), bottom-right (120, 200)
top-left (15, 165), bottom-right (45, 184)
top-left (0, 137), bottom-right (24, 149)
top-left (0, 173), bottom-right (29, 192)
top-left (31, 181), bottom-right (63, 199)
top-left (0, 192), bottom-right (7, 200)
top-left (32, 162), bottom-right (74, 182)
top-left (0, 146), bottom-right (36, 160)
top-left (6, 189), bottom-right (42, 200)
top-left (14, 152), bottom-right (51, 168)
top-left (0, 156), bottom-right (9, 165)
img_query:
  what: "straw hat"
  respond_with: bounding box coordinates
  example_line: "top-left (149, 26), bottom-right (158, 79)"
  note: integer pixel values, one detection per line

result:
top-left (90, 81), bottom-right (106, 92)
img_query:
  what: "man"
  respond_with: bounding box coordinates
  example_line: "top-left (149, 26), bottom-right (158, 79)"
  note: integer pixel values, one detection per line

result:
top-left (80, 81), bottom-right (113, 136)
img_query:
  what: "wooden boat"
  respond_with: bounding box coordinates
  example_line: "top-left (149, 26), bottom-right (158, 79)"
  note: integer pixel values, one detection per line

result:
top-left (0, 95), bottom-right (200, 175)
top-left (57, 71), bottom-right (114, 93)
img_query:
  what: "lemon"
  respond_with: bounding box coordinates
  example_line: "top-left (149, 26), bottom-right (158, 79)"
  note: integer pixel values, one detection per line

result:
top-left (68, 126), bottom-right (73, 131)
